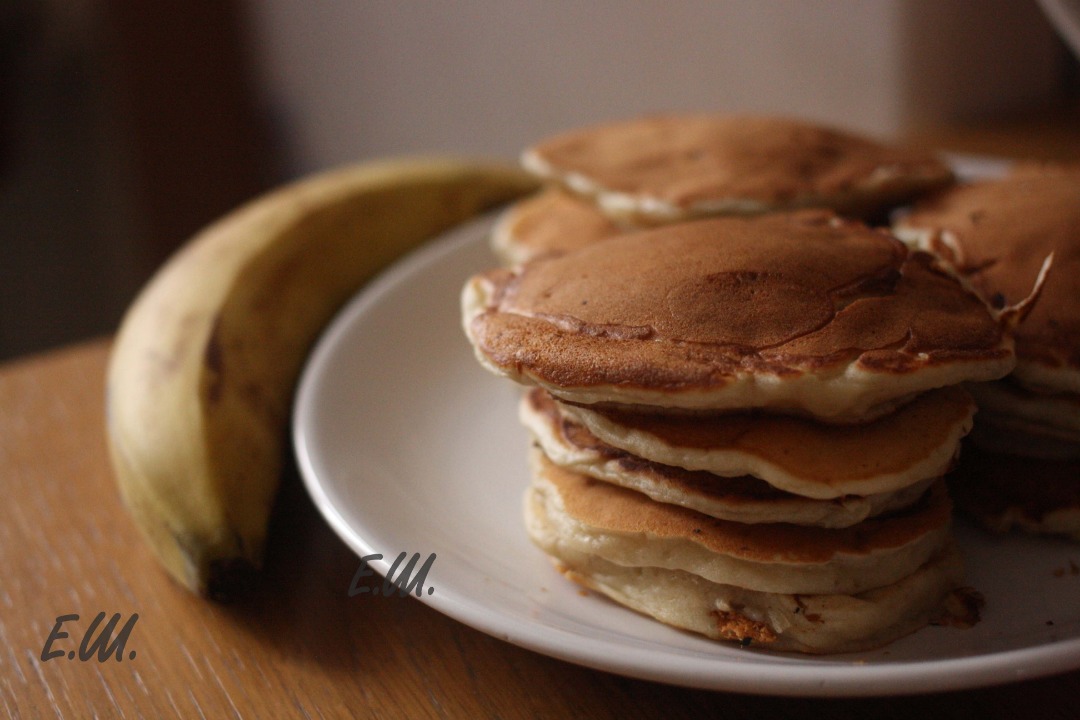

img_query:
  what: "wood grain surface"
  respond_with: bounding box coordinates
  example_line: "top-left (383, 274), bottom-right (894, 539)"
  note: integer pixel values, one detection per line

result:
top-left (1, 340), bottom-right (1078, 719)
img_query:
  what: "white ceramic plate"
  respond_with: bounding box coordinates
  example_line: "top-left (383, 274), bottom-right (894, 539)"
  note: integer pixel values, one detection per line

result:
top-left (293, 188), bottom-right (1080, 697)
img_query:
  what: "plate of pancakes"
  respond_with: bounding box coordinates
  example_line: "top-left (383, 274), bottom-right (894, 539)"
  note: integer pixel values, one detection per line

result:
top-left (294, 115), bottom-right (1080, 696)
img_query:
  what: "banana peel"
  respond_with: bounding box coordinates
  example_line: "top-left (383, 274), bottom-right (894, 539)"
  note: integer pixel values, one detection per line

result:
top-left (106, 157), bottom-right (539, 599)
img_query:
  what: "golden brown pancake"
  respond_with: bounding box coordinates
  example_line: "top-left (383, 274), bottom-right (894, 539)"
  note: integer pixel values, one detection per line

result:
top-left (491, 188), bottom-right (624, 265)
top-left (463, 211), bottom-right (1014, 421)
top-left (522, 114), bottom-right (954, 222)
top-left (521, 388), bottom-right (936, 527)
top-left (895, 164), bottom-right (1080, 394)
top-left (526, 448), bottom-right (953, 596)
top-left (949, 444), bottom-right (1080, 541)
top-left (555, 385), bottom-right (973, 499)
top-left (534, 539), bottom-right (965, 655)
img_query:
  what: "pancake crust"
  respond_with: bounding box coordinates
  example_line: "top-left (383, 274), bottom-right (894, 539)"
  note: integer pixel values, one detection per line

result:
top-left (528, 449), bottom-right (952, 595)
top-left (522, 114), bottom-right (953, 222)
top-left (949, 445), bottom-right (1080, 541)
top-left (491, 188), bottom-right (623, 265)
top-left (895, 165), bottom-right (1080, 394)
top-left (558, 385), bottom-right (973, 499)
top-left (521, 388), bottom-right (935, 527)
top-left (464, 211), bottom-right (1013, 420)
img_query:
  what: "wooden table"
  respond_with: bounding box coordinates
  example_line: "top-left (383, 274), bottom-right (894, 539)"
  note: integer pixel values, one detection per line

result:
top-left (4, 112), bottom-right (1080, 717)
top-left (1, 340), bottom-right (1078, 717)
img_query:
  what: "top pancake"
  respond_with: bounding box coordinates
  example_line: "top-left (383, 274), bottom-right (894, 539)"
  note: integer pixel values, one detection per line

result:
top-left (895, 165), bottom-right (1080, 394)
top-left (522, 114), bottom-right (953, 222)
top-left (463, 210), bottom-right (1014, 421)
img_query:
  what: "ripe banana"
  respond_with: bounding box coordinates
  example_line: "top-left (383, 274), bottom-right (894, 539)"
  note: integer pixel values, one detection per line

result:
top-left (106, 157), bottom-right (538, 599)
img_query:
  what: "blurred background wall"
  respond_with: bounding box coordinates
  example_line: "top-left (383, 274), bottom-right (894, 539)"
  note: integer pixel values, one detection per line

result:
top-left (249, 0), bottom-right (1067, 169)
top-left (1, 0), bottom-right (1077, 361)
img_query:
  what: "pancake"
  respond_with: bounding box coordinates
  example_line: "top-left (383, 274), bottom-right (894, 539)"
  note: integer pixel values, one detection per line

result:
top-left (894, 165), bottom-right (1080, 394)
top-left (534, 540), bottom-right (966, 655)
top-left (491, 188), bottom-right (623, 265)
top-left (967, 416), bottom-right (1080, 461)
top-left (464, 211), bottom-right (1014, 421)
top-left (521, 388), bottom-right (936, 528)
top-left (895, 167), bottom-right (1080, 539)
top-left (966, 380), bottom-right (1080, 446)
top-left (555, 385), bottom-right (974, 499)
top-left (522, 114), bottom-right (954, 223)
top-left (949, 445), bottom-right (1080, 541)
top-left (526, 448), bottom-right (952, 596)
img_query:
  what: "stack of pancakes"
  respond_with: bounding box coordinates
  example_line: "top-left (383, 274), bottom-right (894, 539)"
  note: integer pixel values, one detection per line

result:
top-left (895, 165), bottom-right (1080, 540)
top-left (462, 115), bottom-right (1013, 654)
